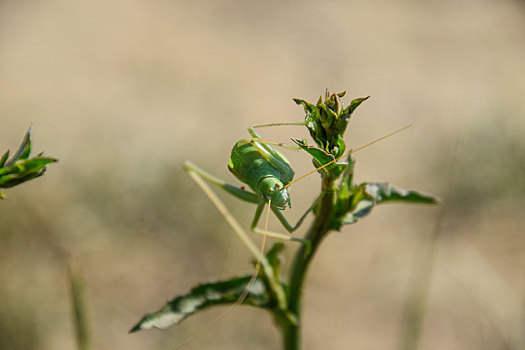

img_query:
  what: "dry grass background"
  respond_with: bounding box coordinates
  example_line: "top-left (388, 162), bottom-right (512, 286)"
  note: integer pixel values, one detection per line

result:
top-left (1, 0), bottom-right (524, 349)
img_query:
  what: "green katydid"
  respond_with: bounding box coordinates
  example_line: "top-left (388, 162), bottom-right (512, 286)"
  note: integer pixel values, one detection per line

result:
top-left (183, 122), bottom-right (313, 260)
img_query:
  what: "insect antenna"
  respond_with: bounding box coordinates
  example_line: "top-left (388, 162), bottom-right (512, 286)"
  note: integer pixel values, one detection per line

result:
top-left (281, 124), bottom-right (413, 191)
top-left (232, 198), bottom-right (271, 307)
top-left (252, 121), bottom-right (306, 128)
top-left (250, 138), bottom-right (301, 151)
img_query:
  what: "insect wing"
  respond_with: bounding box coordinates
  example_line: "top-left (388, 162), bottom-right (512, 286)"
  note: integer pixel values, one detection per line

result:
top-left (251, 141), bottom-right (294, 185)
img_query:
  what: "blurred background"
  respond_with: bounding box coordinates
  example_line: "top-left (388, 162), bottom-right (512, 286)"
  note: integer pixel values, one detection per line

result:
top-left (1, 0), bottom-right (524, 349)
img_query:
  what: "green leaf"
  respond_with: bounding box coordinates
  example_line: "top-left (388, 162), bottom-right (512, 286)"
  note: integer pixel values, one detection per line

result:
top-left (265, 243), bottom-right (285, 282)
top-left (5, 126), bottom-right (32, 167)
top-left (324, 92), bottom-right (340, 114)
top-left (333, 155), bottom-right (355, 216)
top-left (0, 127), bottom-right (57, 197)
top-left (291, 138), bottom-right (347, 178)
top-left (0, 157), bottom-right (57, 188)
top-left (0, 150), bottom-right (9, 168)
top-left (295, 92), bottom-right (368, 158)
top-left (345, 96), bottom-right (370, 115)
top-left (129, 276), bottom-right (271, 333)
top-left (333, 182), bottom-right (438, 230)
top-left (362, 183), bottom-right (438, 204)
top-left (319, 103), bottom-right (338, 131)
top-left (293, 98), bottom-right (315, 113)
top-left (341, 199), bottom-right (374, 225)
top-left (334, 136), bottom-right (346, 158)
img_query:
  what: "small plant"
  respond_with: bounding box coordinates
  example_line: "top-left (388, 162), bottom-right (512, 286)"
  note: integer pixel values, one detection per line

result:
top-left (130, 91), bottom-right (438, 349)
top-left (0, 126), bottom-right (57, 199)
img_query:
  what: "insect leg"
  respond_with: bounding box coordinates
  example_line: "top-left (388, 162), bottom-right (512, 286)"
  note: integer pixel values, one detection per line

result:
top-left (271, 204), bottom-right (313, 233)
top-left (248, 200), bottom-right (310, 247)
top-left (250, 138), bottom-right (301, 151)
top-left (249, 121), bottom-right (306, 136)
top-left (248, 123), bottom-right (303, 152)
top-left (249, 123), bottom-right (305, 150)
top-left (184, 161), bottom-right (259, 204)
top-left (184, 163), bottom-right (288, 281)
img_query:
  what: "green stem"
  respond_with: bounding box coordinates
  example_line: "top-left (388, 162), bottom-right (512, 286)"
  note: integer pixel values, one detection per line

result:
top-left (281, 176), bottom-right (336, 350)
top-left (69, 261), bottom-right (91, 350)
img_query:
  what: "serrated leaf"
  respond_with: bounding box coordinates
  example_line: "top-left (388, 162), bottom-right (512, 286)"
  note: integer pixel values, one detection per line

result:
top-left (129, 276), bottom-right (271, 333)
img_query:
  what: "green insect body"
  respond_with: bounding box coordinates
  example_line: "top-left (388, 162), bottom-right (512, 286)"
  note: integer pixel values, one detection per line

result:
top-left (228, 139), bottom-right (294, 210)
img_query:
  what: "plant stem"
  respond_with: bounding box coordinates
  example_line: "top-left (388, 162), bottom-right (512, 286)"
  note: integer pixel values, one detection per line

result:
top-left (281, 176), bottom-right (336, 350)
top-left (69, 262), bottom-right (91, 350)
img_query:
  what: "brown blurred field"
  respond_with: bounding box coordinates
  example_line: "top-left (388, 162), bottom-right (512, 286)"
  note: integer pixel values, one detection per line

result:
top-left (1, 0), bottom-right (525, 349)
